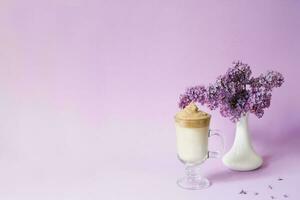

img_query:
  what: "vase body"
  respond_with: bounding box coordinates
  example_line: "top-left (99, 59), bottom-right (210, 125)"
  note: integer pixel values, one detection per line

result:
top-left (222, 113), bottom-right (263, 171)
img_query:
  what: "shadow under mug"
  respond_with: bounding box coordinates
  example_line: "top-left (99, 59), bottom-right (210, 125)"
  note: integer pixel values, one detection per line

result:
top-left (175, 128), bottom-right (224, 190)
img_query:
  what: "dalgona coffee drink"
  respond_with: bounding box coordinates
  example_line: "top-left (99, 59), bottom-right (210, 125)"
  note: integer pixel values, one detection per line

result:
top-left (175, 103), bottom-right (211, 163)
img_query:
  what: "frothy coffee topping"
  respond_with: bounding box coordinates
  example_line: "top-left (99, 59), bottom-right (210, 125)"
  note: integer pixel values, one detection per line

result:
top-left (175, 102), bottom-right (211, 128)
top-left (176, 102), bottom-right (210, 120)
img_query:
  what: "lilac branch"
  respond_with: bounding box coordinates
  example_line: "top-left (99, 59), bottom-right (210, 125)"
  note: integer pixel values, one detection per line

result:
top-left (178, 62), bottom-right (284, 122)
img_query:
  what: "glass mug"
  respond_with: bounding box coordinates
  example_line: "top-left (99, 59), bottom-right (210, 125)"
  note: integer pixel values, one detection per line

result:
top-left (175, 103), bottom-right (223, 190)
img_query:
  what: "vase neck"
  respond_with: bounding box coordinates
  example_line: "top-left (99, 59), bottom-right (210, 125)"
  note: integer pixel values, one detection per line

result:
top-left (233, 113), bottom-right (252, 147)
top-left (237, 113), bottom-right (249, 127)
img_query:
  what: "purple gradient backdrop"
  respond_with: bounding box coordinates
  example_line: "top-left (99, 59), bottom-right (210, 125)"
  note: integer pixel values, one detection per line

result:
top-left (0, 0), bottom-right (299, 199)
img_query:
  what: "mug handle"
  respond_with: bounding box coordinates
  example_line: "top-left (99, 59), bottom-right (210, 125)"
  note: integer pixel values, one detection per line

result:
top-left (208, 129), bottom-right (224, 159)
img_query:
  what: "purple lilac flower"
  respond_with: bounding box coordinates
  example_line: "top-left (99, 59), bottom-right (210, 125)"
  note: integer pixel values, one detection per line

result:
top-left (178, 62), bottom-right (284, 122)
top-left (178, 86), bottom-right (206, 109)
top-left (205, 84), bottom-right (220, 110)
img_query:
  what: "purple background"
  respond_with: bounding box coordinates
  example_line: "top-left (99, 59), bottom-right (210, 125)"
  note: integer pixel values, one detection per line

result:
top-left (0, 0), bottom-right (299, 199)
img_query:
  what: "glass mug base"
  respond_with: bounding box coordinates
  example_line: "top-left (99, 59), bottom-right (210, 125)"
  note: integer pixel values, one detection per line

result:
top-left (177, 176), bottom-right (210, 190)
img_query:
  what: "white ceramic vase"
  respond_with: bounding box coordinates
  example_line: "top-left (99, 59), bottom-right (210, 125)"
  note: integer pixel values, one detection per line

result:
top-left (222, 113), bottom-right (263, 171)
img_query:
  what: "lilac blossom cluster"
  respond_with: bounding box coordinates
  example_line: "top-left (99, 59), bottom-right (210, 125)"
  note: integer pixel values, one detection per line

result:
top-left (179, 62), bottom-right (284, 122)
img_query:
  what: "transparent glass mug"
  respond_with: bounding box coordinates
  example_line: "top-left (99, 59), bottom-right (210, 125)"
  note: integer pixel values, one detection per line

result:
top-left (175, 106), bottom-right (223, 190)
